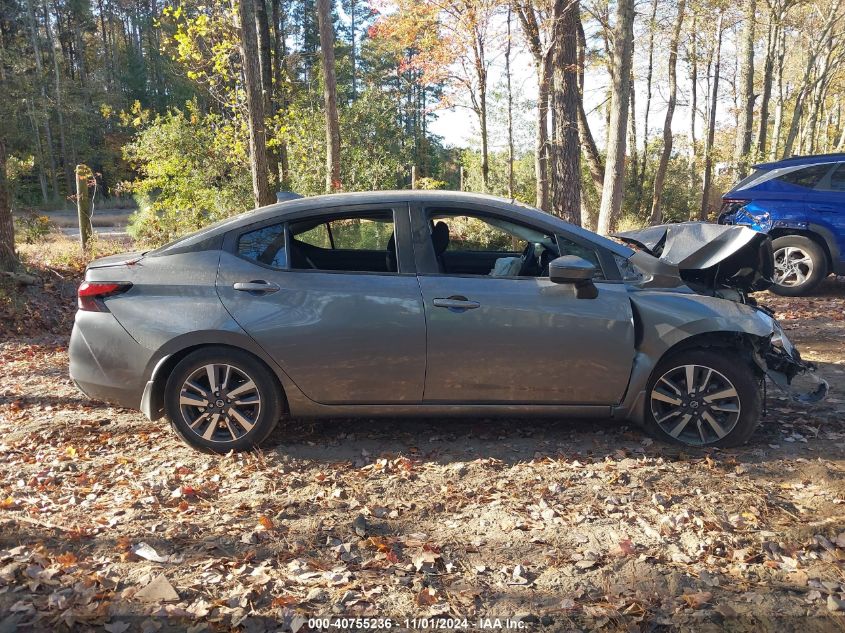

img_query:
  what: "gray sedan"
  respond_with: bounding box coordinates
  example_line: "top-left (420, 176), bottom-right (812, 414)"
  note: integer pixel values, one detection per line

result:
top-left (69, 191), bottom-right (825, 452)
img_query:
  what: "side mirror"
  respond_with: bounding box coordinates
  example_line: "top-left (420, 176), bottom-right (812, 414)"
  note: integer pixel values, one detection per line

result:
top-left (548, 255), bottom-right (598, 299)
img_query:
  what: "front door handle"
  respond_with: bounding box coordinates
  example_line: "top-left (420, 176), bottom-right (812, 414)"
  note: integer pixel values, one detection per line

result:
top-left (233, 280), bottom-right (281, 294)
top-left (433, 296), bottom-right (480, 310)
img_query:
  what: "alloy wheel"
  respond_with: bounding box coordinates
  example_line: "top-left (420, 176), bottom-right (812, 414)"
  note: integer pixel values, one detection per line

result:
top-left (650, 364), bottom-right (741, 446)
top-left (178, 364), bottom-right (261, 443)
top-left (773, 246), bottom-right (814, 287)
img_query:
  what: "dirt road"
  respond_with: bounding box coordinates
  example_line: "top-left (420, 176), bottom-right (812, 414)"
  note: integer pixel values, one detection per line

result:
top-left (1, 279), bottom-right (845, 631)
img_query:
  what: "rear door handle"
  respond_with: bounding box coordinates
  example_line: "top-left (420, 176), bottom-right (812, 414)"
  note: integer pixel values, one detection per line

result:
top-left (233, 280), bottom-right (281, 294)
top-left (433, 296), bottom-right (480, 310)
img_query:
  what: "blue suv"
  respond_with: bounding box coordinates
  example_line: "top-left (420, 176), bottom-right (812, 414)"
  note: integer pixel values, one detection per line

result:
top-left (719, 153), bottom-right (845, 295)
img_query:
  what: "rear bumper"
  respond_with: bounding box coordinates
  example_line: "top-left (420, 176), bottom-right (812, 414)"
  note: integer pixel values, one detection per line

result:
top-left (69, 311), bottom-right (153, 410)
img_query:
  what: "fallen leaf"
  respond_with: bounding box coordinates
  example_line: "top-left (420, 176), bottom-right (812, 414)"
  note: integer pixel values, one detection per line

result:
top-left (135, 574), bottom-right (180, 603)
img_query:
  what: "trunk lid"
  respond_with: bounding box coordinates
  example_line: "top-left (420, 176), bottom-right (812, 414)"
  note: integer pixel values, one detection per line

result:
top-left (85, 252), bottom-right (146, 271)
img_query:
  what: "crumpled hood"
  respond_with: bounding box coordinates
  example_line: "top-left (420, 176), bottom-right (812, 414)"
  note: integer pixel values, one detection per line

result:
top-left (614, 222), bottom-right (774, 292)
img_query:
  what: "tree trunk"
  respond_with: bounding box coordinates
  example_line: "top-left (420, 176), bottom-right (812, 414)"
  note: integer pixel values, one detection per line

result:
top-left (734, 0), bottom-right (756, 178)
top-left (254, 0), bottom-right (279, 189)
top-left (271, 0), bottom-right (291, 189)
top-left (596, 0), bottom-right (634, 235)
top-left (0, 139), bottom-right (15, 273)
top-left (649, 0), bottom-right (685, 225)
top-left (235, 0), bottom-right (275, 206)
top-left (43, 0), bottom-right (73, 196)
top-left (514, 1), bottom-right (550, 211)
top-left (636, 0), bottom-right (658, 213)
top-left (25, 0), bottom-right (60, 201)
top-left (755, 19), bottom-right (776, 158)
top-left (505, 5), bottom-right (514, 199)
top-left (550, 0), bottom-right (581, 225)
top-left (76, 164), bottom-right (93, 251)
top-left (317, 0), bottom-right (341, 191)
top-left (770, 24), bottom-right (786, 159)
top-left (688, 15), bottom-right (698, 195)
top-left (699, 11), bottom-right (724, 221)
top-left (576, 16), bottom-right (603, 205)
top-left (535, 63), bottom-right (551, 210)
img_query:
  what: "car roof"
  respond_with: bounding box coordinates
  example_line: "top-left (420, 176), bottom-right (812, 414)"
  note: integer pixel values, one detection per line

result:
top-left (152, 190), bottom-right (633, 257)
top-left (752, 152), bottom-right (845, 170)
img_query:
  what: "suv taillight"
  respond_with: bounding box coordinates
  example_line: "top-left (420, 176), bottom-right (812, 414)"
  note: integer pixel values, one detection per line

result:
top-left (718, 198), bottom-right (748, 224)
top-left (77, 281), bottom-right (132, 312)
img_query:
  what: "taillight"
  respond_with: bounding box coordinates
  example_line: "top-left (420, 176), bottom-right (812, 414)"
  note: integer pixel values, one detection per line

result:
top-left (77, 281), bottom-right (132, 312)
top-left (718, 198), bottom-right (748, 224)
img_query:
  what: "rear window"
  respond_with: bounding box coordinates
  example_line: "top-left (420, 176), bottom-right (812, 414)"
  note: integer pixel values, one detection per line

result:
top-left (824, 163), bottom-right (845, 191)
top-left (776, 164), bottom-right (832, 189)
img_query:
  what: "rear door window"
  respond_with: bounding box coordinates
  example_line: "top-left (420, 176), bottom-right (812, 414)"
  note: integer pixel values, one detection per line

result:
top-left (237, 223), bottom-right (286, 269)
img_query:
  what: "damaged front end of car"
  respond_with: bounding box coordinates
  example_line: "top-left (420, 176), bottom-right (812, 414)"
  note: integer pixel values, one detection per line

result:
top-left (753, 310), bottom-right (829, 404)
top-left (615, 222), bottom-right (828, 404)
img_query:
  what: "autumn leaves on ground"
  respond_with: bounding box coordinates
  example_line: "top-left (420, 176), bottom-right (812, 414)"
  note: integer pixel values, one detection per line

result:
top-left (1, 242), bottom-right (845, 632)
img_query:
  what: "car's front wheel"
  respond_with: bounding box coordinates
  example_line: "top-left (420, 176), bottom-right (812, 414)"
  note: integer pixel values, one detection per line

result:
top-left (644, 349), bottom-right (762, 448)
top-left (164, 347), bottom-right (282, 453)
top-left (771, 235), bottom-right (828, 296)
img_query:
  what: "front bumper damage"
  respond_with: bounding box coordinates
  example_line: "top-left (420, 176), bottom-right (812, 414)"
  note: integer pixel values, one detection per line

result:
top-left (753, 316), bottom-right (828, 404)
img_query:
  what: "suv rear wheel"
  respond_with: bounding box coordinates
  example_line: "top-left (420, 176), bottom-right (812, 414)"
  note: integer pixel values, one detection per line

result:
top-left (771, 235), bottom-right (828, 296)
top-left (644, 349), bottom-right (762, 448)
top-left (164, 347), bottom-right (282, 453)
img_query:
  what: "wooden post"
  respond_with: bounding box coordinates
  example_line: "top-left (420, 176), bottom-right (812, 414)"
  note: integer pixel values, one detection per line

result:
top-left (411, 165), bottom-right (417, 189)
top-left (76, 164), bottom-right (93, 251)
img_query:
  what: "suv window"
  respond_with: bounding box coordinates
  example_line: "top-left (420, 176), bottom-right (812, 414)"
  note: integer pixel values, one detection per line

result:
top-left (238, 223), bottom-right (286, 269)
top-left (825, 163), bottom-right (845, 191)
top-left (289, 212), bottom-right (396, 273)
top-left (776, 164), bottom-right (832, 189)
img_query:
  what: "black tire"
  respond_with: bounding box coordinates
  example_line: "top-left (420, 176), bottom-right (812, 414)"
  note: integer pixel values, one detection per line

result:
top-left (770, 235), bottom-right (828, 296)
top-left (164, 347), bottom-right (282, 453)
top-left (644, 349), bottom-right (762, 448)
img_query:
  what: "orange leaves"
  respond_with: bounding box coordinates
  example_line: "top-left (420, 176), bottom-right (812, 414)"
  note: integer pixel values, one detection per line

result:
top-left (270, 595), bottom-right (297, 608)
top-left (257, 515), bottom-right (274, 531)
top-left (55, 552), bottom-right (78, 568)
top-left (0, 495), bottom-right (17, 509)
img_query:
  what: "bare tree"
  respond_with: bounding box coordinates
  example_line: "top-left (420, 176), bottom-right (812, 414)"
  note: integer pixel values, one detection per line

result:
top-left (649, 0), bottom-right (685, 225)
top-left (505, 4), bottom-right (514, 199)
top-left (550, 0), bottom-right (581, 224)
top-left (782, 0), bottom-right (844, 157)
top-left (699, 9), bottom-right (724, 221)
top-left (317, 0), bottom-right (341, 191)
top-left (234, 0), bottom-right (275, 206)
top-left (734, 0), bottom-right (756, 178)
top-left (515, 0), bottom-right (552, 210)
top-left (596, 0), bottom-right (634, 235)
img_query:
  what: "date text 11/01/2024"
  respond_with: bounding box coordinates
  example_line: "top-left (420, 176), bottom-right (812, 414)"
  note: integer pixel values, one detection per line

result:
top-left (307, 617), bottom-right (532, 630)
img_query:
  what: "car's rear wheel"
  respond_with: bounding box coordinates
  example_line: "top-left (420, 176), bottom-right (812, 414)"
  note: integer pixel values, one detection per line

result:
top-left (164, 348), bottom-right (282, 453)
top-left (770, 235), bottom-right (828, 296)
top-left (644, 349), bottom-right (762, 448)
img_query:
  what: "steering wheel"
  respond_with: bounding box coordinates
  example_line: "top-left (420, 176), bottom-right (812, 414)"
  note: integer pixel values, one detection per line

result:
top-left (518, 242), bottom-right (537, 276)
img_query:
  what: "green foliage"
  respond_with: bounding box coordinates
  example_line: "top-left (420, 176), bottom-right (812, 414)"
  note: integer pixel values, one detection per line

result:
top-left (282, 89), bottom-right (411, 195)
top-left (460, 150), bottom-right (536, 204)
top-left (123, 101), bottom-right (251, 246)
top-left (416, 177), bottom-right (448, 190)
top-left (14, 214), bottom-right (54, 244)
